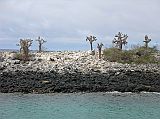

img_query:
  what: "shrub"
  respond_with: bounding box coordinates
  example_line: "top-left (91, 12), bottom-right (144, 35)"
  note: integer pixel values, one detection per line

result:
top-left (132, 46), bottom-right (158, 56)
top-left (103, 46), bottom-right (159, 64)
top-left (132, 46), bottom-right (159, 64)
top-left (119, 50), bottom-right (134, 64)
top-left (14, 53), bottom-right (23, 60)
top-left (133, 55), bottom-right (157, 64)
top-left (14, 53), bottom-right (33, 61)
top-left (103, 48), bottom-right (122, 62)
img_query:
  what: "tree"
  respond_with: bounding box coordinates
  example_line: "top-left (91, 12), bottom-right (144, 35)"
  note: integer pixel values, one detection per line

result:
top-left (36, 36), bottom-right (47, 52)
top-left (17, 39), bottom-right (33, 61)
top-left (97, 43), bottom-right (103, 59)
top-left (86, 35), bottom-right (97, 51)
top-left (113, 32), bottom-right (128, 50)
top-left (144, 35), bottom-right (151, 48)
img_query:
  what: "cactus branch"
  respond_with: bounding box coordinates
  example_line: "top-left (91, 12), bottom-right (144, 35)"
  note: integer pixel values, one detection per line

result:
top-left (36, 36), bottom-right (47, 52)
top-left (112, 32), bottom-right (128, 50)
top-left (86, 35), bottom-right (97, 51)
top-left (17, 39), bottom-right (32, 61)
top-left (144, 35), bottom-right (151, 48)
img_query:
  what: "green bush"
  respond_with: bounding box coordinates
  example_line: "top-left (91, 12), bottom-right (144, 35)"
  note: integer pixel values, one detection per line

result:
top-left (119, 50), bottom-right (134, 64)
top-left (103, 46), bottom-right (159, 64)
top-left (133, 55), bottom-right (157, 64)
top-left (132, 46), bottom-right (159, 64)
top-left (14, 53), bottom-right (23, 60)
top-left (103, 48), bottom-right (122, 62)
top-left (132, 46), bottom-right (158, 56)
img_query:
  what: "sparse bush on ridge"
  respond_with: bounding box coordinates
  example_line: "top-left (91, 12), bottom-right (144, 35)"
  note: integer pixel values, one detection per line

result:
top-left (14, 53), bottom-right (22, 60)
top-left (14, 53), bottom-right (34, 61)
top-left (103, 48), bottom-right (123, 62)
top-left (103, 46), bottom-right (160, 64)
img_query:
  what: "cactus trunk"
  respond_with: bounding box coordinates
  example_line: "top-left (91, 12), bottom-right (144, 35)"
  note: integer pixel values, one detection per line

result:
top-left (98, 49), bottom-right (102, 59)
top-left (39, 43), bottom-right (42, 52)
top-left (23, 46), bottom-right (29, 61)
top-left (90, 42), bottom-right (93, 51)
top-left (120, 43), bottom-right (123, 50)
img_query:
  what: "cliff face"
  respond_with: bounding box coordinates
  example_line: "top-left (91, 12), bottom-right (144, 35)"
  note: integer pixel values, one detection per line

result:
top-left (0, 51), bottom-right (160, 93)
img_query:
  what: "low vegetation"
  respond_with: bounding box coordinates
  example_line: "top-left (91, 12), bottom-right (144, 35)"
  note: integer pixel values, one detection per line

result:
top-left (14, 53), bottom-right (34, 61)
top-left (103, 46), bottom-right (160, 64)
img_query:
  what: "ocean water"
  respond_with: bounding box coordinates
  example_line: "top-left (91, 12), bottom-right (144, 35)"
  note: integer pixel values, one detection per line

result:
top-left (0, 93), bottom-right (160, 119)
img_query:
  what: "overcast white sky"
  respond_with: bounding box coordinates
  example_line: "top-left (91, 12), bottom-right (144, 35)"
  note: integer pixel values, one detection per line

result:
top-left (0, 0), bottom-right (160, 50)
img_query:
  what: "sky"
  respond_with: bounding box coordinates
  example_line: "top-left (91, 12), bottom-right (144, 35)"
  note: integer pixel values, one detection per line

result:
top-left (0, 0), bottom-right (160, 51)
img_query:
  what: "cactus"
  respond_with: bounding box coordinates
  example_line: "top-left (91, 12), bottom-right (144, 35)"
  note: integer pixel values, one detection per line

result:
top-left (36, 36), bottom-right (46, 52)
top-left (86, 35), bottom-right (97, 51)
top-left (17, 39), bottom-right (33, 61)
top-left (113, 32), bottom-right (128, 50)
top-left (97, 43), bottom-right (103, 59)
top-left (16, 39), bottom-right (23, 53)
top-left (144, 35), bottom-right (151, 48)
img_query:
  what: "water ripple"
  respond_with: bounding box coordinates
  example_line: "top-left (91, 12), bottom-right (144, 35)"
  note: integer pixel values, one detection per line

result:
top-left (0, 93), bottom-right (160, 119)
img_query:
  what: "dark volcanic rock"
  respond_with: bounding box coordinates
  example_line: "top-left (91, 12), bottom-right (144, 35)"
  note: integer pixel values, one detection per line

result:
top-left (0, 70), bottom-right (160, 93)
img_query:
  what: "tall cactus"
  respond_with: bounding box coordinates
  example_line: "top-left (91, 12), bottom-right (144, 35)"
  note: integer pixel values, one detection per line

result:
top-left (86, 35), bottom-right (97, 51)
top-left (144, 35), bottom-right (151, 48)
top-left (17, 39), bottom-right (32, 61)
top-left (97, 43), bottom-right (103, 59)
top-left (113, 32), bottom-right (128, 50)
top-left (36, 36), bottom-right (46, 52)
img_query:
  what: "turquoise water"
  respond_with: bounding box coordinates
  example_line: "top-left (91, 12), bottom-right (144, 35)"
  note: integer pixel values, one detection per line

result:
top-left (0, 93), bottom-right (160, 119)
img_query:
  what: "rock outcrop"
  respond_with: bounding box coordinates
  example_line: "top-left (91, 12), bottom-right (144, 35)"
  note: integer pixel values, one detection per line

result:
top-left (0, 51), bottom-right (160, 93)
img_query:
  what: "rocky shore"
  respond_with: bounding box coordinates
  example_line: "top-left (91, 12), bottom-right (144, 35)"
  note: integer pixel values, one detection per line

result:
top-left (0, 51), bottom-right (160, 93)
